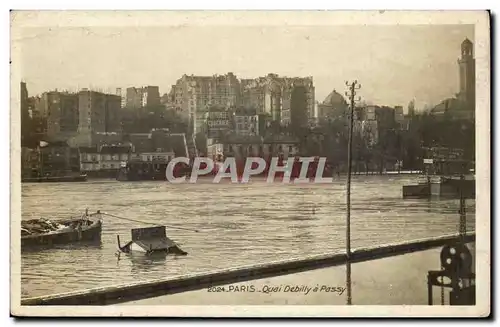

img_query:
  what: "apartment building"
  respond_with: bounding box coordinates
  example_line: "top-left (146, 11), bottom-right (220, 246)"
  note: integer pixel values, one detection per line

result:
top-left (68, 90), bottom-right (122, 147)
top-left (40, 91), bottom-right (80, 141)
top-left (241, 74), bottom-right (315, 128)
top-left (125, 86), bottom-right (160, 109)
top-left (169, 73), bottom-right (240, 119)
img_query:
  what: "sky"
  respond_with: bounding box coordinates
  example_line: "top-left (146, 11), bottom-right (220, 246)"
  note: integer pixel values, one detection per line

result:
top-left (17, 24), bottom-right (474, 112)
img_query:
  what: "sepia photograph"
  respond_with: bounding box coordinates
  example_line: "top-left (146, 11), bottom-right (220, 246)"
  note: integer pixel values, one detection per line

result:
top-left (10, 10), bottom-right (490, 317)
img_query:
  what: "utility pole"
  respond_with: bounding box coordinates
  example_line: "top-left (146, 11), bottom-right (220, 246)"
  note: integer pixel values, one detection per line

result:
top-left (344, 80), bottom-right (361, 305)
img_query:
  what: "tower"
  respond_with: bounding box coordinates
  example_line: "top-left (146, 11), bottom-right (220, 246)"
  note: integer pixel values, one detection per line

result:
top-left (457, 38), bottom-right (475, 109)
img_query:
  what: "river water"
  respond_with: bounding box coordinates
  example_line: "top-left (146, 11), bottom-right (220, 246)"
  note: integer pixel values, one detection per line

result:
top-left (20, 175), bottom-right (475, 298)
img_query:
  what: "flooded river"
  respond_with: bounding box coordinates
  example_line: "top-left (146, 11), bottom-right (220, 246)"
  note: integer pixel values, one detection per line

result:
top-left (20, 175), bottom-right (475, 298)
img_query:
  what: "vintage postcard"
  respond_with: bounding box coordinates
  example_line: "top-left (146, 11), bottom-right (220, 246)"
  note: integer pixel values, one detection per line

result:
top-left (10, 10), bottom-right (490, 317)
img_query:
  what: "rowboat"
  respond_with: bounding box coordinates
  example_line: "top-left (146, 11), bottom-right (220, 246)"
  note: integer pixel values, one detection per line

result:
top-left (21, 210), bottom-right (103, 249)
top-left (117, 226), bottom-right (187, 256)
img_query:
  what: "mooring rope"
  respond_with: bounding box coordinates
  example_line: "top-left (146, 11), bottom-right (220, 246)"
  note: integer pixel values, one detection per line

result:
top-left (100, 212), bottom-right (200, 233)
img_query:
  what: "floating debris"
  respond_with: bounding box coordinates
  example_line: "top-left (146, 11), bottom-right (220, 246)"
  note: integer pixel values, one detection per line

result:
top-left (117, 226), bottom-right (188, 256)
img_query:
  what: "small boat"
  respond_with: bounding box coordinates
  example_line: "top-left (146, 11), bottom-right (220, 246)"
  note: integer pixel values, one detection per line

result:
top-left (21, 210), bottom-right (103, 249)
top-left (117, 225), bottom-right (187, 256)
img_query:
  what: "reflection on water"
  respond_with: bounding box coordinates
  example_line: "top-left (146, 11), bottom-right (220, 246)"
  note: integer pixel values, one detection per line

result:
top-left (20, 176), bottom-right (475, 298)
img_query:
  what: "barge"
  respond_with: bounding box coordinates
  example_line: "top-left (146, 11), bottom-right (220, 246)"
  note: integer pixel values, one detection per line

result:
top-left (116, 156), bottom-right (333, 181)
top-left (402, 149), bottom-right (475, 199)
top-left (403, 175), bottom-right (475, 199)
top-left (21, 210), bottom-right (102, 249)
top-left (117, 160), bottom-right (190, 181)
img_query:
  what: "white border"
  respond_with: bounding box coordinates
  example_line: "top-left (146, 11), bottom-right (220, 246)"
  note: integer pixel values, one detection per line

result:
top-left (4, 4), bottom-right (493, 321)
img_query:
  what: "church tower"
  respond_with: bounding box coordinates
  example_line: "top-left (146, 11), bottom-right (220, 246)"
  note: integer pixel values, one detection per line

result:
top-left (457, 38), bottom-right (475, 109)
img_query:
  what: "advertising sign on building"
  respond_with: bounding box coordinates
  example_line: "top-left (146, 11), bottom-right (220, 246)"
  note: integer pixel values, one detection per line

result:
top-left (207, 111), bottom-right (231, 138)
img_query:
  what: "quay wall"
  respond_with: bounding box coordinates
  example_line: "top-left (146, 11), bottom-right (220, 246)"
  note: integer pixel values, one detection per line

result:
top-left (21, 233), bottom-right (475, 306)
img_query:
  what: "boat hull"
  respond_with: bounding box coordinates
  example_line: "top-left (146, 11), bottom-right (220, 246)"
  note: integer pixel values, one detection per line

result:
top-left (21, 219), bottom-right (102, 250)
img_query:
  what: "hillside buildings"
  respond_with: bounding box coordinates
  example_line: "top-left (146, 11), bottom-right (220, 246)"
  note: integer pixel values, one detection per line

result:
top-left (167, 73), bottom-right (315, 133)
top-left (21, 36), bottom-right (474, 177)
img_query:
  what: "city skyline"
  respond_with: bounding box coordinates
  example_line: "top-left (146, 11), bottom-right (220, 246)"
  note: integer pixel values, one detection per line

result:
top-left (18, 24), bottom-right (474, 111)
top-left (13, 11), bottom-right (487, 315)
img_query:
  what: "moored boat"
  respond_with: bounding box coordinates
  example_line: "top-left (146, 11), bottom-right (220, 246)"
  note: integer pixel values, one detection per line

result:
top-left (402, 149), bottom-right (475, 199)
top-left (403, 175), bottom-right (475, 199)
top-left (21, 210), bottom-right (103, 249)
top-left (116, 160), bottom-right (190, 181)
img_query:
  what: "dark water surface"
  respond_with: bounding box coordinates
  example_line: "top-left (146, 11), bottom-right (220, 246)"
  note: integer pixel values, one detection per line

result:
top-left (20, 176), bottom-right (475, 298)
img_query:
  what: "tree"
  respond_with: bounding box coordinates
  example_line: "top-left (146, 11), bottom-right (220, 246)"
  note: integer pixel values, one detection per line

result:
top-left (195, 132), bottom-right (208, 156)
top-left (360, 124), bottom-right (375, 174)
top-left (408, 99), bottom-right (415, 116)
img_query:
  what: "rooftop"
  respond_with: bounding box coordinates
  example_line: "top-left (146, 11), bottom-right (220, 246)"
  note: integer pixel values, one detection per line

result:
top-left (321, 89), bottom-right (348, 107)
